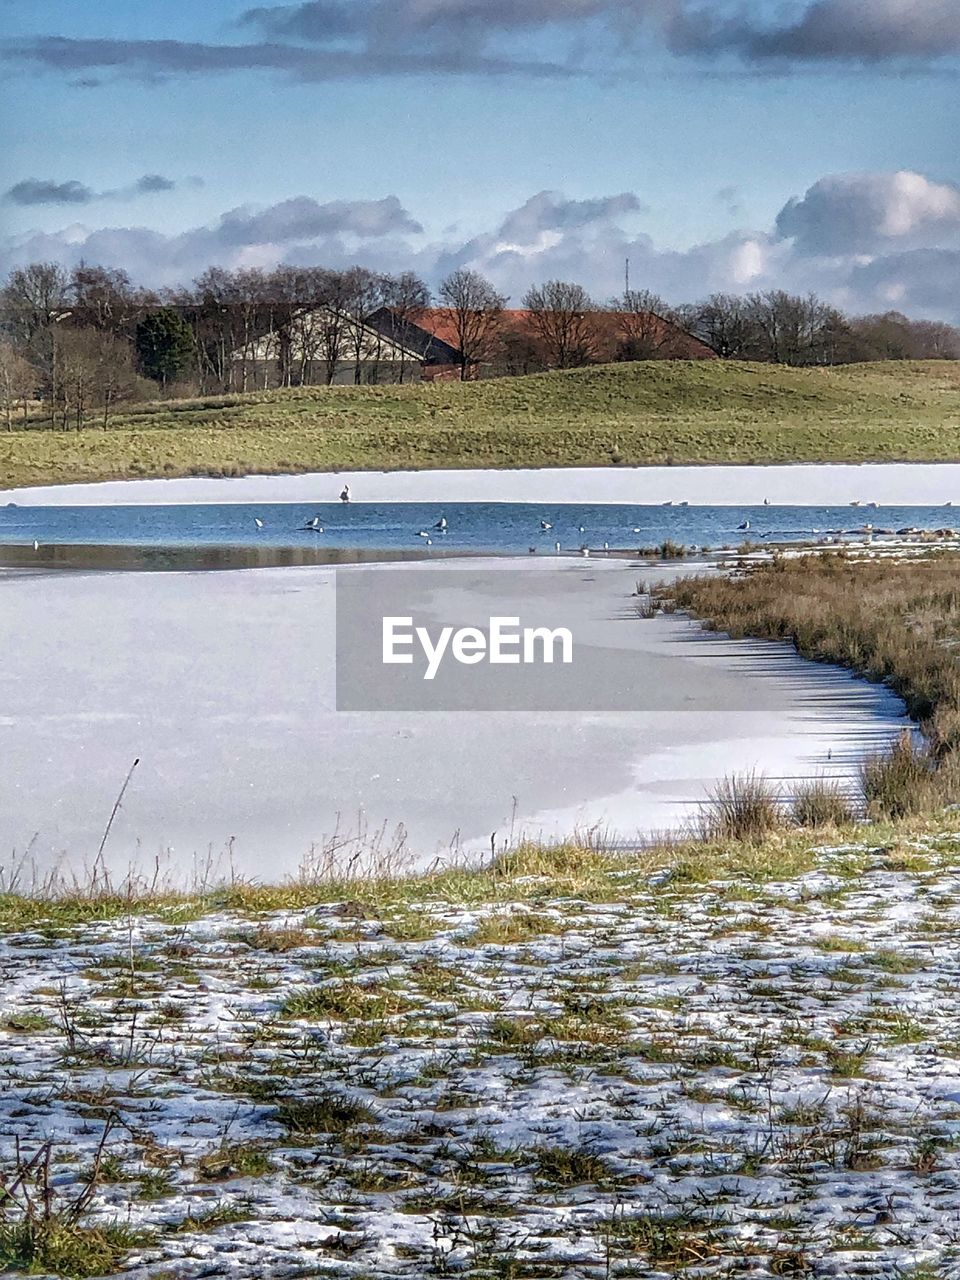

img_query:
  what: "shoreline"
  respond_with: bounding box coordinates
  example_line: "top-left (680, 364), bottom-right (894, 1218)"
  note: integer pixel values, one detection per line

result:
top-left (7, 460), bottom-right (960, 508)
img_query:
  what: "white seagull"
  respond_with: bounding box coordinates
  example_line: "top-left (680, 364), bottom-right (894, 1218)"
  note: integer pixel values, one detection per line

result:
top-left (554, 541), bottom-right (561, 553)
top-left (254, 517), bottom-right (264, 530)
top-left (305, 515), bottom-right (323, 531)
top-left (738, 520), bottom-right (750, 531)
top-left (434, 516), bottom-right (447, 532)
top-left (540, 520), bottom-right (552, 530)
top-left (418, 530), bottom-right (430, 538)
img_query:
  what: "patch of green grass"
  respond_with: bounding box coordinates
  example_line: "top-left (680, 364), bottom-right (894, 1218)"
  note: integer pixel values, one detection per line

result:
top-left (279, 981), bottom-right (415, 1021)
top-left (465, 911), bottom-right (566, 944)
top-left (605, 1210), bottom-right (724, 1268)
top-left (0, 1219), bottom-right (152, 1278)
top-left (137, 1169), bottom-right (178, 1200)
top-left (168, 1201), bottom-right (252, 1234)
top-left (272, 1093), bottom-right (376, 1135)
top-left (533, 1145), bottom-right (614, 1187)
top-left (196, 1142), bottom-right (274, 1181)
top-left (816, 935), bottom-right (868, 953)
top-left (234, 923), bottom-right (324, 952)
top-left (2, 1011), bottom-right (52, 1032)
top-left (865, 949), bottom-right (925, 973)
top-left (825, 1043), bottom-right (873, 1078)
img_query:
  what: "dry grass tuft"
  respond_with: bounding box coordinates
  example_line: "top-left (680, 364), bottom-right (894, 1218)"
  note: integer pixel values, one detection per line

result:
top-left (792, 777), bottom-right (859, 829)
top-left (862, 731), bottom-right (939, 819)
top-left (698, 773), bottom-right (786, 843)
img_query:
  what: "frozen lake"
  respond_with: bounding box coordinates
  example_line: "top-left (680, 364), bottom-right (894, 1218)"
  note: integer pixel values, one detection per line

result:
top-left (7, 460), bottom-right (960, 507)
top-left (0, 557), bottom-right (911, 889)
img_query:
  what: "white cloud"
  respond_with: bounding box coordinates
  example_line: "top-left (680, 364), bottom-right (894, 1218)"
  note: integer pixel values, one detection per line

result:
top-left (3, 170), bottom-right (960, 324)
top-left (777, 170), bottom-right (960, 255)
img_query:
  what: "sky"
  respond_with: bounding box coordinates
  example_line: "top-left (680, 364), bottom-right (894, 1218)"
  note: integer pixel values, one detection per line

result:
top-left (1, 0), bottom-right (959, 320)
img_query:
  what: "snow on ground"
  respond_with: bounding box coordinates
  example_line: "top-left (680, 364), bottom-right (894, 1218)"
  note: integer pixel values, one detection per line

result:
top-left (7, 462), bottom-right (960, 507)
top-left (2, 829), bottom-right (960, 1277)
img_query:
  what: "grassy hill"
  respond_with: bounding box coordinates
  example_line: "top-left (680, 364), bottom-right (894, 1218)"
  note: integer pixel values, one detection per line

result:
top-left (3, 359), bottom-right (960, 489)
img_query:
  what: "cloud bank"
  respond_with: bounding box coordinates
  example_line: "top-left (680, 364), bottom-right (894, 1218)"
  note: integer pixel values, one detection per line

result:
top-left (2, 171), bottom-right (960, 323)
top-left (5, 174), bottom-right (192, 207)
top-left (3, 0), bottom-right (959, 84)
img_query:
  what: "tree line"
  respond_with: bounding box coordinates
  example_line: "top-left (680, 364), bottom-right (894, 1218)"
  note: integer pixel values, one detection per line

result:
top-left (0, 259), bottom-right (956, 429)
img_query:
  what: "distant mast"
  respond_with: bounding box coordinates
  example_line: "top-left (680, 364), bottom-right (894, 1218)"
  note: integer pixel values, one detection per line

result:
top-left (624, 257), bottom-right (630, 299)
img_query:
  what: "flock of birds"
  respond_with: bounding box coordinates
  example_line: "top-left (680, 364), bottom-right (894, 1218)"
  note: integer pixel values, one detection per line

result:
top-left (236, 487), bottom-right (959, 555)
top-left (16, 487), bottom-right (960, 556)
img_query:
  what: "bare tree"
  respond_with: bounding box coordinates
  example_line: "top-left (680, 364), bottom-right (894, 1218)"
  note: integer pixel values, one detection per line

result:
top-left (94, 331), bottom-right (139, 428)
top-left (311, 269), bottom-right (350, 386)
top-left (69, 263), bottom-right (151, 334)
top-left (0, 262), bottom-right (70, 384)
top-left (437, 269), bottom-right (506, 380)
top-left (743, 291), bottom-right (835, 365)
top-left (342, 267), bottom-right (389, 384)
top-left (692, 294), bottom-right (753, 359)
top-left (913, 320), bottom-right (960, 359)
top-left (53, 328), bottom-right (138, 429)
top-left (0, 341), bottom-right (37, 429)
top-left (850, 311), bottom-right (960, 361)
top-left (53, 329), bottom-right (99, 429)
top-left (382, 271), bottom-right (430, 382)
top-left (522, 280), bottom-right (596, 369)
top-left (611, 288), bottom-right (677, 360)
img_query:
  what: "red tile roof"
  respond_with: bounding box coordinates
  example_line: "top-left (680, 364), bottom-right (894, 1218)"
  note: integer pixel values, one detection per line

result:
top-left (407, 308), bottom-right (716, 362)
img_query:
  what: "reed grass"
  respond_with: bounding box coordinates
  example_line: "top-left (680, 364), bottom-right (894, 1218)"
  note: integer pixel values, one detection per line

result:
top-left (698, 773), bottom-right (786, 843)
top-left (791, 777), bottom-right (859, 829)
top-left (670, 553), bottom-right (960, 805)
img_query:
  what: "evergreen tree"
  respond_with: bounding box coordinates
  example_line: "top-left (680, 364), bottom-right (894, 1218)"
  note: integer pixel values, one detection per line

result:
top-left (135, 309), bottom-right (193, 387)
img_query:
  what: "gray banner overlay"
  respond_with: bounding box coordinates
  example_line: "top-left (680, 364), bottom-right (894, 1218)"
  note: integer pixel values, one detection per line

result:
top-left (337, 565), bottom-right (722, 712)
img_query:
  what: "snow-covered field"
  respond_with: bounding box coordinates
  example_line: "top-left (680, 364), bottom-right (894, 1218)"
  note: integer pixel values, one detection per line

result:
top-left (2, 828), bottom-right (960, 1277)
top-left (7, 461), bottom-right (960, 507)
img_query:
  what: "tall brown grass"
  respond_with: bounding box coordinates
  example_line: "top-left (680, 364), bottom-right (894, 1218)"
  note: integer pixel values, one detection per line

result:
top-left (698, 773), bottom-right (786, 843)
top-left (669, 552), bottom-right (960, 818)
top-left (791, 777), bottom-right (858, 829)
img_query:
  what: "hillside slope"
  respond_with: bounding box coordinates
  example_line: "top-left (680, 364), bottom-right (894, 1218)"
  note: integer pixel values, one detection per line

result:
top-left (2, 360), bottom-right (960, 489)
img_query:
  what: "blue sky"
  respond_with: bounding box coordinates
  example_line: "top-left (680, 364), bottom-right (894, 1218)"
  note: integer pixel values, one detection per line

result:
top-left (2, 0), bottom-right (960, 319)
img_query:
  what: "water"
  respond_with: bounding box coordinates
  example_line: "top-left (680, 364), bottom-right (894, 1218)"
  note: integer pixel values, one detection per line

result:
top-left (1, 500), bottom-right (955, 562)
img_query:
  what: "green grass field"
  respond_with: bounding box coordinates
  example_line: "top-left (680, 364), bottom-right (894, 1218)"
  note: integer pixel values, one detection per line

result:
top-left (3, 359), bottom-right (960, 490)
